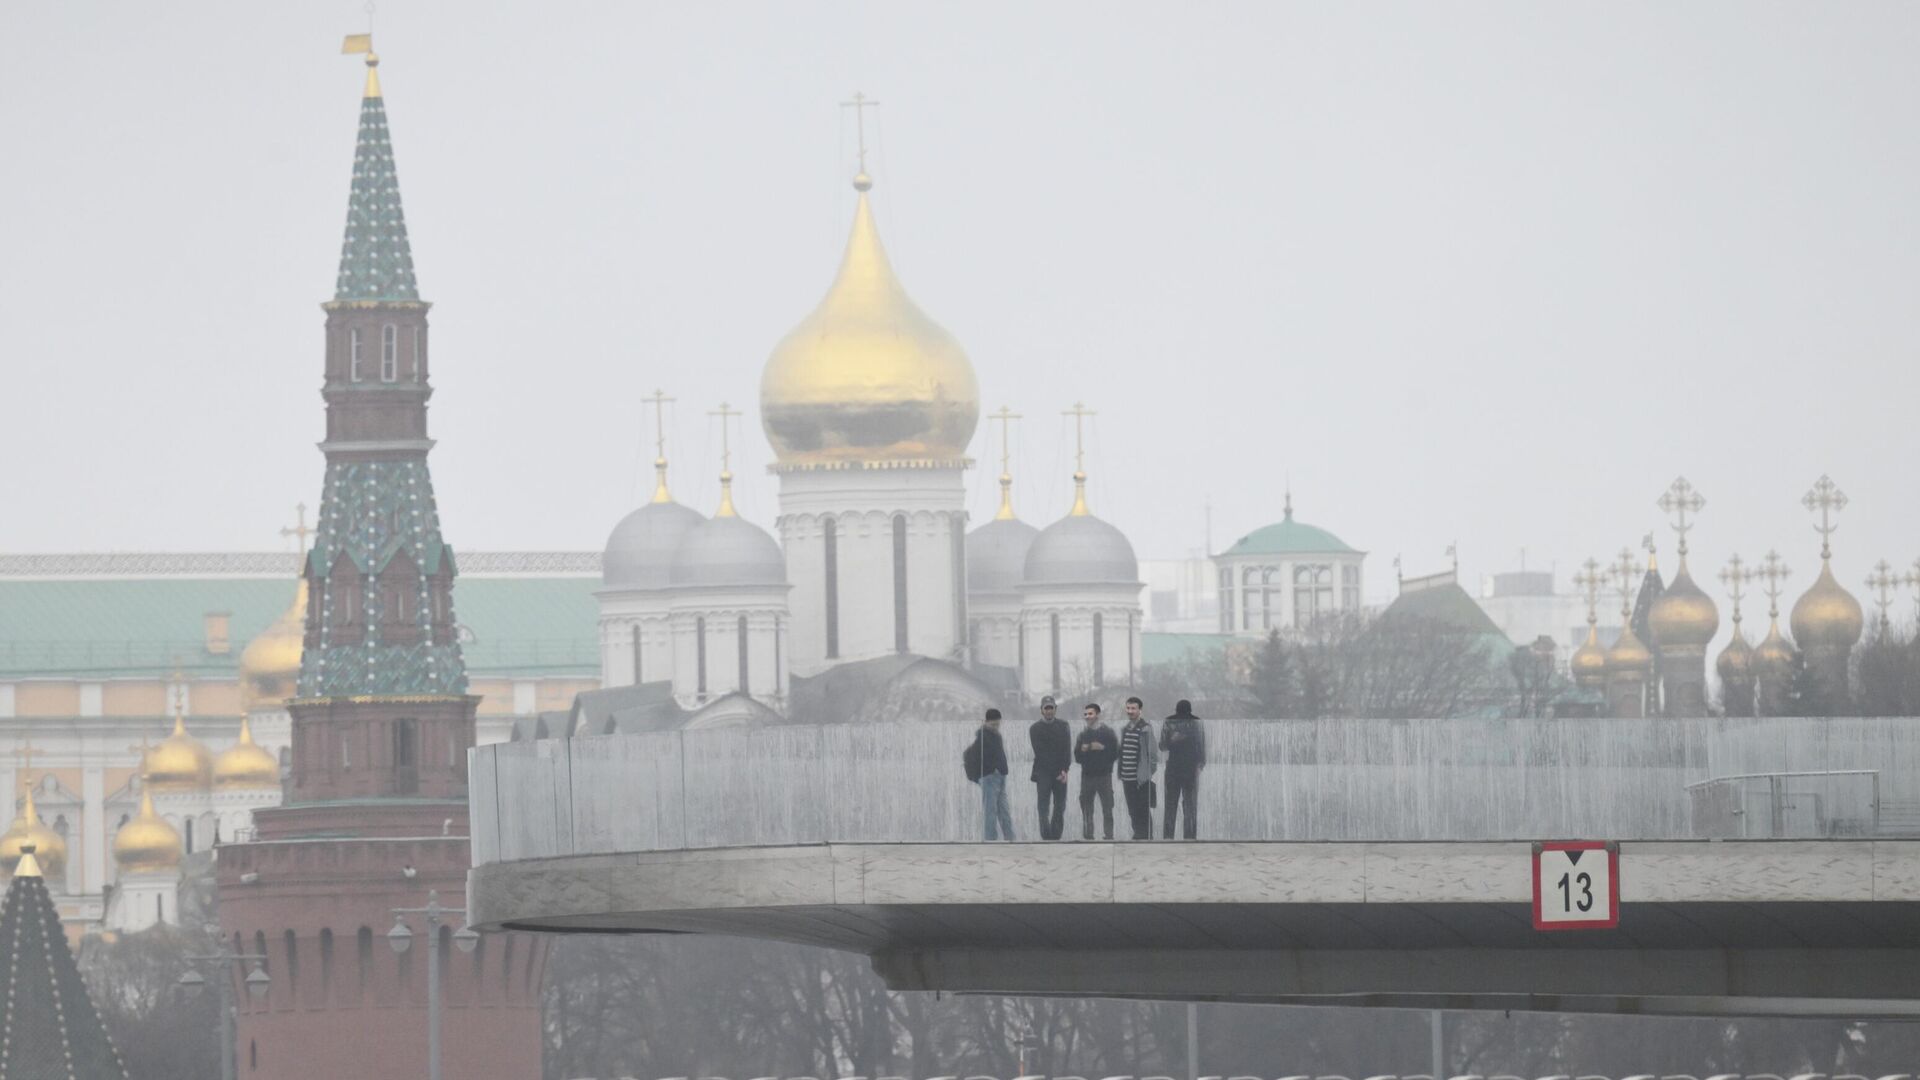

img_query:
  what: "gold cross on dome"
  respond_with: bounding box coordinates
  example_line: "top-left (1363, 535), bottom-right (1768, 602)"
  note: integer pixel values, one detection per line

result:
top-left (125, 737), bottom-right (153, 783)
top-left (1611, 547), bottom-right (1642, 618)
top-left (280, 502), bottom-right (315, 554)
top-left (709, 402), bottom-right (742, 518)
top-left (988, 406), bottom-right (1023, 521)
top-left (1061, 402), bottom-right (1096, 517)
top-left (840, 91), bottom-right (881, 176)
top-left (1802, 475), bottom-right (1848, 560)
top-left (644, 389), bottom-right (676, 504)
top-left (1719, 553), bottom-right (1753, 624)
top-left (1572, 557), bottom-right (1604, 624)
top-left (1867, 560), bottom-right (1900, 633)
top-left (1757, 549), bottom-right (1792, 618)
top-left (1657, 477), bottom-right (1705, 557)
top-left (11, 733), bottom-right (44, 795)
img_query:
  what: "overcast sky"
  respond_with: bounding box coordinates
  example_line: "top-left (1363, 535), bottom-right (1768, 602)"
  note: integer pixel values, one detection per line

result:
top-left (3, 2), bottom-right (1916, 619)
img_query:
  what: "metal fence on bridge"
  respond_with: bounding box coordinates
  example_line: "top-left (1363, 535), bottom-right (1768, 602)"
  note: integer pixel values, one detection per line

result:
top-left (468, 716), bottom-right (1920, 865)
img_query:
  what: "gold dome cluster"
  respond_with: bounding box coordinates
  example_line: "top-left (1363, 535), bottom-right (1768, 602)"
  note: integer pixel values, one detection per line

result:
top-left (213, 718), bottom-right (279, 790)
top-left (1, 789), bottom-right (68, 882)
top-left (112, 784), bottom-right (182, 873)
top-left (760, 176), bottom-right (980, 468)
top-left (146, 712), bottom-right (213, 793)
top-left (1790, 561), bottom-right (1864, 651)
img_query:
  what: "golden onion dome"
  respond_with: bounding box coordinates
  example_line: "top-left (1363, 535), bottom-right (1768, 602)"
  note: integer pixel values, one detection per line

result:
top-left (1, 789), bottom-right (68, 882)
top-left (760, 177), bottom-right (980, 467)
top-left (1604, 623), bottom-right (1653, 675)
top-left (239, 581), bottom-right (306, 709)
top-left (1752, 617), bottom-right (1798, 679)
top-left (1790, 560), bottom-right (1864, 650)
top-left (146, 713), bottom-right (213, 793)
top-left (1648, 559), bottom-right (1720, 649)
top-left (1716, 625), bottom-right (1754, 683)
top-left (112, 785), bottom-right (182, 873)
top-left (1569, 624), bottom-right (1609, 683)
top-left (213, 717), bottom-right (280, 790)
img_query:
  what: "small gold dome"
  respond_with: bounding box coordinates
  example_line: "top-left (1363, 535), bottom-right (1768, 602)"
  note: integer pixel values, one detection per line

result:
top-left (239, 581), bottom-right (306, 709)
top-left (1605, 623), bottom-right (1653, 675)
top-left (1, 790), bottom-right (68, 882)
top-left (760, 181), bottom-right (980, 467)
top-left (1569, 624), bottom-right (1608, 684)
top-left (1648, 560), bottom-right (1720, 649)
top-left (1790, 560), bottom-right (1864, 650)
top-left (1716, 625), bottom-right (1754, 683)
top-left (147, 714), bottom-right (213, 793)
top-left (1753, 617), bottom-right (1797, 679)
top-left (112, 786), bottom-right (182, 873)
top-left (213, 717), bottom-right (280, 790)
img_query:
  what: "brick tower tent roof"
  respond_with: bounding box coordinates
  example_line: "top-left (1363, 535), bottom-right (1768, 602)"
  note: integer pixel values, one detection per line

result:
top-left (0, 852), bottom-right (130, 1080)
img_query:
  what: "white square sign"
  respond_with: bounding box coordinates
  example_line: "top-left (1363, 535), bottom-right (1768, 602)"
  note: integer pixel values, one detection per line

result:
top-left (1532, 841), bottom-right (1619, 930)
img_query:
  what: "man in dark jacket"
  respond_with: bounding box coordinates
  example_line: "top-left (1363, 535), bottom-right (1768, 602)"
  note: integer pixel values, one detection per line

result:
top-left (967, 709), bottom-right (1015, 841)
top-left (1159, 699), bottom-right (1206, 839)
top-left (1028, 696), bottom-right (1072, 840)
top-left (1072, 702), bottom-right (1119, 840)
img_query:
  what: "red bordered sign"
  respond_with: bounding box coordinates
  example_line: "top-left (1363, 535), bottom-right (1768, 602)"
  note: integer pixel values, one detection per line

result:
top-left (1531, 840), bottom-right (1619, 930)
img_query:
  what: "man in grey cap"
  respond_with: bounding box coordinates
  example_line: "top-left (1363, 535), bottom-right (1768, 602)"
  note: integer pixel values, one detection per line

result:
top-left (1029, 696), bottom-right (1072, 840)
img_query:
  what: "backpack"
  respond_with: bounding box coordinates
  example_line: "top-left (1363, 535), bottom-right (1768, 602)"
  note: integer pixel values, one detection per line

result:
top-left (962, 732), bottom-right (983, 783)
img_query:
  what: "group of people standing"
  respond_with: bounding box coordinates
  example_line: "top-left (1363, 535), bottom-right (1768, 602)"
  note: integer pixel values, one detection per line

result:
top-left (965, 696), bottom-right (1207, 842)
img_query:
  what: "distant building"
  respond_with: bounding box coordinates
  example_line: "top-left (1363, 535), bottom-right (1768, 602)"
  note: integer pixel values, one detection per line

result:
top-left (1476, 568), bottom-right (1622, 667)
top-left (1213, 495), bottom-right (1366, 636)
top-left (1139, 555), bottom-right (1219, 634)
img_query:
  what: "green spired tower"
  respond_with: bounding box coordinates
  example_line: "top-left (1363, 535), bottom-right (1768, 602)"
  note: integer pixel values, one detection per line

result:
top-left (291, 41), bottom-right (476, 805)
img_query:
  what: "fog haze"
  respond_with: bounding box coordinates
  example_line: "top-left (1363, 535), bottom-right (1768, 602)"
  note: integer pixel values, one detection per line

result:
top-left (4, 2), bottom-right (1916, 605)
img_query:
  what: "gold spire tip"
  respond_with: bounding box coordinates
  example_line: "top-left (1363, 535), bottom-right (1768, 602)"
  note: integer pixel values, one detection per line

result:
top-left (14, 848), bottom-right (42, 879)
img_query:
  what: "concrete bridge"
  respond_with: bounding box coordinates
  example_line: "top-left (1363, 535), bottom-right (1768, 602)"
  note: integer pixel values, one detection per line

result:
top-left (464, 718), bottom-right (1920, 1018)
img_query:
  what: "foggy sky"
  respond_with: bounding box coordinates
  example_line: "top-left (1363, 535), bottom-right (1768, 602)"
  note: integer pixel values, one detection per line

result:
top-left (3, 2), bottom-right (1917, 623)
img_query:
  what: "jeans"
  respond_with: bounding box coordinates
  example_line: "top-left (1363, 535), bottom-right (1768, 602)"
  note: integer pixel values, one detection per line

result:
top-left (1078, 772), bottom-right (1114, 839)
top-left (1035, 776), bottom-right (1067, 840)
top-left (1163, 770), bottom-right (1198, 839)
top-left (981, 772), bottom-right (1015, 841)
top-left (1122, 778), bottom-right (1153, 840)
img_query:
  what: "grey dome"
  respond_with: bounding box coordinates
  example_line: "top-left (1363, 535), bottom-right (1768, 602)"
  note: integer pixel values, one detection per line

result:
top-left (967, 517), bottom-right (1040, 596)
top-left (670, 515), bottom-right (787, 589)
top-left (1023, 514), bottom-right (1139, 586)
top-left (603, 501), bottom-right (706, 589)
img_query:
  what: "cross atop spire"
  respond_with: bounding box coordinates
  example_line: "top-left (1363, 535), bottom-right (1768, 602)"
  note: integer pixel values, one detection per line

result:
top-left (1573, 557), bottom-right (1605, 627)
top-left (1867, 560), bottom-right (1900, 635)
top-left (1611, 548), bottom-right (1643, 619)
top-left (334, 34), bottom-right (419, 302)
top-left (1757, 549), bottom-right (1792, 619)
top-left (1802, 475), bottom-right (1849, 561)
top-left (840, 91), bottom-right (881, 186)
top-left (280, 502), bottom-right (315, 554)
top-left (1658, 476), bottom-right (1705, 559)
top-left (988, 406), bottom-right (1022, 521)
top-left (1719, 553), bottom-right (1753, 626)
top-left (709, 402), bottom-right (741, 518)
top-left (11, 733), bottom-right (43, 797)
top-left (1062, 402), bottom-right (1095, 517)
top-left (645, 389), bottom-right (676, 504)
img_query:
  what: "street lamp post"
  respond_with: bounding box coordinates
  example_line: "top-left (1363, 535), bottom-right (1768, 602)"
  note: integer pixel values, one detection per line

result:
top-left (178, 933), bottom-right (270, 1080)
top-left (389, 889), bottom-right (480, 1080)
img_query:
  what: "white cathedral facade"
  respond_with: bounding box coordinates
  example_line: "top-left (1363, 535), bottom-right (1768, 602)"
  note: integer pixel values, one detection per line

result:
top-left (596, 171), bottom-right (1145, 719)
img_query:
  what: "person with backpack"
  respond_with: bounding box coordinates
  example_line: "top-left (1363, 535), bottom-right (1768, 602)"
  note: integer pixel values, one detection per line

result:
top-left (1029, 695), bottom-right (1072, 840)
top-left (1116, 695), bottom-right (1160, 840)
top-left (963, 708), bottom-right (1015, 841)
top-left (1159, 699), bottom-right (1206, 839)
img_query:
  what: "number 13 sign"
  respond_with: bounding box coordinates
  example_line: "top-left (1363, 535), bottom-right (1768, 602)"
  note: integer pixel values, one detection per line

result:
top-left (1532, 841), bottom-right (1619, 930)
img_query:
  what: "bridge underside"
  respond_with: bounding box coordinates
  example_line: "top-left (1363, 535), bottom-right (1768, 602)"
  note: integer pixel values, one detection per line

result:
top-left (468, 841), bottom-right (1920, 1018)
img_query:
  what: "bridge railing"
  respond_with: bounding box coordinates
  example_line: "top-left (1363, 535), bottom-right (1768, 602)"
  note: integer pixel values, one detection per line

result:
top-left (468, 716), bottom-right (1920, 865)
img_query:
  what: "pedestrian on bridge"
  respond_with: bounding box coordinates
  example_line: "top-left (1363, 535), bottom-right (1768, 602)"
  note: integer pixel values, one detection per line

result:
top-left (1029, 696), bottom-right (1072, 840)
top-left (1073, 702), bottom-right (1118, 840)
top-left (1160, 699), bottom-right (1206, 840)
top-left (964, 709), bottom-right (1015, 841)
top-left (1117, 695), bottom-right (1159, 840)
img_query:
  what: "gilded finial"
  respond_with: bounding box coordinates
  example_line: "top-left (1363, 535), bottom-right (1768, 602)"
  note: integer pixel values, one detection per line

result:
top-left (14, 845), bottom-right (41, 879)
top-left (988, 406), bottom-right (1022, 521)
top-left (840, 92), bottom-right (881, 188)
top-left (1802, 474), bottom-right (1849, 562)
top-left (1611, 547), bottom-right (1643, 620)
top-left (1641, 533), bottom-right (1658, 574)
top-left (342, 33), bottom-right (381, 99)
top-left (1062, 402), bottom-right (1095, 517)
top-left (1573, 557), bottom-right (1605, 630)
top-left (644, 389), bottom-right (676, 504)
top-left (709, 402), bottom-right (742, 518)
top-left (1719, 553), bottom-right (1753, 628)
top-left (1867, 560), bottom-right (1900, 635)
top-left (1757, 550), bottom-right (1792, 620)
top-left (1658, 476), bottom-right (1705, 561)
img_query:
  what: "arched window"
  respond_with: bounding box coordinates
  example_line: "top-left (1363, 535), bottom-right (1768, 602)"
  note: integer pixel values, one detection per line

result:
top-left (283, 930), bottom-right (299, 998)
top-left (319, 929), bottom-right (334, 1003)
top-left (380, 324), bottom-right (399, 381)
top-left (183, 818), bottom-right (194, 854)
top-left (694, 616), bottom-right (708, 701)
top-left (254, 931), bottom-right (269, 975)
top-left (1294, 564), bottom-right (1333, 627)
top-left (1241, 567), bottom-right (1259, 630)
top-left (1261, 567), bottom-right (1282, 630)
top-left (1341, 563), bottom-right (1360, 609)
top-left (156, 895), bottom-right (164, 923)
top-left (822, 518), bottom-right (840, 659)
top-left (1218, 568), bottom-right (1234, 632)
top-left (736, 615), bottom-right (750, 694)
top-left (1049, 613), bottom-right (1062, 691)
top-left (892, 514), bottom-right (909, 654)
top-left (349, 327), bottom-right (364, 382)
top-left (357, 926), bottom-right (373, 999)
top-left (1092, 613), bottom-right (1105, 687)
top-left (250, 1040), bottom-right (257, 1069)
top-left (410, 325), bottom-right (424, 381)
top-left (630, 624), bottom-right (643, 685)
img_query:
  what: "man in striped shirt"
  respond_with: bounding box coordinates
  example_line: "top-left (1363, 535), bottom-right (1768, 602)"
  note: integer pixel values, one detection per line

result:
top-left (1117, 696), bottom-right (1159, 840)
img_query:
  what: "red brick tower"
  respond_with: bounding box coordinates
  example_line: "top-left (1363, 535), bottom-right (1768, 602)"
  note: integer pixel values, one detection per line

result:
top-left (214, 40), bottom-right (545, 1080)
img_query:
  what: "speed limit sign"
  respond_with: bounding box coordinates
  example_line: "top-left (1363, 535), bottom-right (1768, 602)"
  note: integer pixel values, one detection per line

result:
top-left (1532, 841), bottom-right (1619, 930)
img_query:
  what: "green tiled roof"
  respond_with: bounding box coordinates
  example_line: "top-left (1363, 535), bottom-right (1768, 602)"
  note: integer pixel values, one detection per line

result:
top-left (334, 91), bottom-right (419, 302)
top-left (1380, 581), bottom-right (1509, 642)
top-left (1222, 505), bottom-right (1356, 557)
top-left (0, 578), bottom-right (599, 679)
